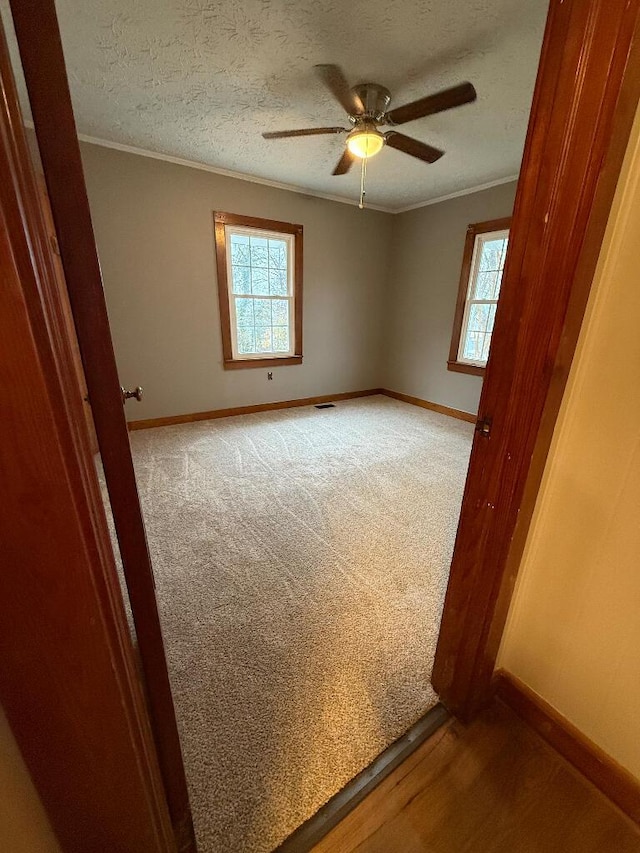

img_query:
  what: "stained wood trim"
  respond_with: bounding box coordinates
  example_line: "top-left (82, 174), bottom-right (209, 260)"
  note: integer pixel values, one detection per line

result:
top-left (214, 210), bottom-right (303, 369)
top-left (484, 12), bottom-right (640, 711)
top-left (447, 216), bottom-right (512, 377)
top-left (495, 671), bottom-right (640, 825)
top-left (9, 1), bottom-right (195, 848)
top-left (127, 389), bottom-right (477, 431)
top-left (223, 355), bottom-right (302, 370)
top-left (128, 389), bottom-right (383, 430)
top-left (381, 388), bottom-right (477, 424)
top-left (0, 15), bottom-right (175, 851)
top-left (35, 173), bottom-right (99, 453)
top-left (275, 704), bottom-right (450, 852)
top-left (432, 0), bottom-right (640, 718)
top-left (446, 360), bottom-right (485, 377)
top-left (215, 211), bottom-right (303, 234)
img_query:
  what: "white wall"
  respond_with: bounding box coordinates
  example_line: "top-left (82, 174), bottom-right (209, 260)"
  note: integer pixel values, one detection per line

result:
top-left (0, 709), bottom-right (60, 852)
top-left (81, 143), bottom-right (393, 421)
top-left (383, 182), bottom-right (517, 415)
top-left (498, 107), bottom-right (640, 779)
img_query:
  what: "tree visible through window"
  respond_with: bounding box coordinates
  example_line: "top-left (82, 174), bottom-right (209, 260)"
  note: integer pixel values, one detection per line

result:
top-left (448, 217), bottom-right (511, 376)
top-left (214, 212), bottom-right (303, 369)
top-left (229, 232), bottom-right (291, 356)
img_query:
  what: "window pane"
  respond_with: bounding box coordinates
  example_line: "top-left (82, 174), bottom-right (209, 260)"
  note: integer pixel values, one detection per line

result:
top-left (271, 299), bottom-right (289, 326)
top-left (231, 265), bottom-right (251, 294)
top-left (249, 236), bottom-right (268, 267)
top-left (269, 268), bottom-right (288, 295)
top-left (254, 327), bottom-right (272, 353)
top-left (487, 303), bottom-right (497, 333)
top-left (253, 299), bottom-right (272, 326)
top-left (237, 327), bottom-right (255, 354)
top-left (455, 229), bottom-right (507, 366)
top-left (251, 267), bottom-right (269, 295)
top-left (268, 239), bottom-right (287, 269)
top-left (474, 270), bottom-right (499, 300)
top-left (479, 238), bottom-right (507, 272)
top-left (230, 234), bottom-right (250, 265)
top-left (468, 303), bottom-right (491, 333)
top-left (463, 330), bottom-right (485, 362)
top-left (499, 238), bottom-right (509, 269)
top-left (225, 225), bottom-right (296, 360)
top-left (481, 333), bottom-right (492, 363)
top-left (235, 297), bottom-right (254, 327)
top-left (461, 299), bottom-right (498, 365)
top-left (272, 326), bottom-right (289, 352)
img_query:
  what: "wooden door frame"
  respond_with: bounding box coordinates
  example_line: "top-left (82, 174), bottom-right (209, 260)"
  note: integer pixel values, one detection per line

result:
top-left (4, 0), bottom-right (640, 845)
top-left (7, 1), bottom-right (196, 850)
top-left (0, 19), bottom-right (176, 853)
top-left (433, 0), bottom-right (640, 718)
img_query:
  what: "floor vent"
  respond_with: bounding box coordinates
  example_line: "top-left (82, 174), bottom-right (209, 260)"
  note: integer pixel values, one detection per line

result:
top-left (315, 403), bottom-right (335, 409)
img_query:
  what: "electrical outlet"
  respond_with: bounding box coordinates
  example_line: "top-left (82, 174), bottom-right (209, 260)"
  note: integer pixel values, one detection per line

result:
top-left (267, 371), bottom-right (273, 380)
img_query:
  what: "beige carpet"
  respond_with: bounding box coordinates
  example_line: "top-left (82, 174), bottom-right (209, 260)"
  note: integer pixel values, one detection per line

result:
top-left (121, 395), bottom-right (473, 852)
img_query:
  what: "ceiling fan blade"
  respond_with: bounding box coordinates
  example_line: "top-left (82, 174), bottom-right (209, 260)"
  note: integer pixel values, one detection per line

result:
top-left (263, 126), bottom-right (347, 139)
top-left (332, 148), bottom-right (356, 176)
top-left (385, 82), bottom-right (476, 126)
top-left (385, 132), bottom-right (444, 163)
top-left (314, 64), bottom-right (364, 116)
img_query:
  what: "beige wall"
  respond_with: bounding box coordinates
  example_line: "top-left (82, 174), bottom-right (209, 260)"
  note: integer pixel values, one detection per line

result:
top-left (81, 143), bottom-right (393, 421)
top-left (383, 181), bottom-right (517, 415)
top-left (498, 107), bottom-right (640, 779)
top-left (0, 709), bottom-right (60, 852)
top-left (81, 143), bottom-right (518, 421)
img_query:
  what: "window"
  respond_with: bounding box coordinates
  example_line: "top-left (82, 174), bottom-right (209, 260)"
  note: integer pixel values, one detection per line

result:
top-left (448, 217), bottom-right (511, 376)
top-left (214, 212), bottom-right (303, 369)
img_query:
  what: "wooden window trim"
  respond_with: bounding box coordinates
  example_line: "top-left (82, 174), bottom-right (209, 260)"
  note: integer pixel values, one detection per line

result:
top-left (448, 216), bottom-right (512, 377)
top-left (214, 211), bottom-right (303, 369)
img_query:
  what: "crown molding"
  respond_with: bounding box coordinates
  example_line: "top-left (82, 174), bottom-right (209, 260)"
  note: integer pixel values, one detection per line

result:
top-left (66, 129), bottom-right (396, 213)
top-left (24, 122), bottom-right (518, 214)
top-left (393, 174), bottom-right (520, 213)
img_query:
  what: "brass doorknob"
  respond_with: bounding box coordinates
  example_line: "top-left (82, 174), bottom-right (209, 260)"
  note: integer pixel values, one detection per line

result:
top-left (121, 385), bottom-right (143, 403)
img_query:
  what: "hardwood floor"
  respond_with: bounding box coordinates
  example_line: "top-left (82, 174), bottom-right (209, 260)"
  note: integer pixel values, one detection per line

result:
top-left (312, 701), bottom-right (640, 853)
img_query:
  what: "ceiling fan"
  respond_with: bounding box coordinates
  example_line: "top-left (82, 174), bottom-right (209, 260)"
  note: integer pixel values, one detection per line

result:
top-left (262, 64), bottom-right (477, 175)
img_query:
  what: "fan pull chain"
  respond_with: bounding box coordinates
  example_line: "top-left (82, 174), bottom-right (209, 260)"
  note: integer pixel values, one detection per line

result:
top-left (359, 148), bottom-right (368, 210)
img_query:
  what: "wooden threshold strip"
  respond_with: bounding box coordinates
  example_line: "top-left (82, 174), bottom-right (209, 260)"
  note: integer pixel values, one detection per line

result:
top-left (495, 670), bottom-right (640, 825)
top-left (128, 388), bottom-right (477, 430)
top-left (275, 703), bottom-right (450, 853)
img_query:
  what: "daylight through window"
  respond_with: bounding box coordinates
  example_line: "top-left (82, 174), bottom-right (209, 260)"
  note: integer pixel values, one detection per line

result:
top-left (214, 213), bottom-right (303, 369)
top-left (460, 229), bottom-right (509, 364)
top-left (228, 229), bottom-right (293, 357)
top-left (448, 218), bottom-right (511, 376)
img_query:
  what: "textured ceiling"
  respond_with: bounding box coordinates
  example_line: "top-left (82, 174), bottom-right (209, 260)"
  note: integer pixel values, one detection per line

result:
top-left (3, 0), bottom-right (548, 210)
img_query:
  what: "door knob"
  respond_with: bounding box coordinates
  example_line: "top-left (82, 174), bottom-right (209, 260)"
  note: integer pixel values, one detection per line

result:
top-left (121, 385), bottom-right (143, 404)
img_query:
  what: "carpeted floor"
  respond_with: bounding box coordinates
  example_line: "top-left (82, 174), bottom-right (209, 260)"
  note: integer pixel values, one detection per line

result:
top-left (120, 395), bottom-right (473, 852)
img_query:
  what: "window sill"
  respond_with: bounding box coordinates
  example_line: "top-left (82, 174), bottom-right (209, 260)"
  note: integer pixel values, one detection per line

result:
top-left (447, 360), bottom-right (486, 377)
top-left (223, 356), bottom-right (302, 370)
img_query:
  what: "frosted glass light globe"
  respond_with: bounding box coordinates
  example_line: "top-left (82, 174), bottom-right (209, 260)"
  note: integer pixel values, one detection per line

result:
top-left (347, 128), bottom-right (384, 159)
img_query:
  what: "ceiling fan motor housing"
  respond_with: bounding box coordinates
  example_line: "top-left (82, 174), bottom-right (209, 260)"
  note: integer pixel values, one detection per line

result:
top-left (351, 83), bottom-right (392, 122)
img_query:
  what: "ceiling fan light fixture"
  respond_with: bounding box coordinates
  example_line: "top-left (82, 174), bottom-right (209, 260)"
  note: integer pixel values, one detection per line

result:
top-left (262, 66), bottom-right (477, 179)
top-left (346, 126), bottom-right (384, 159)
